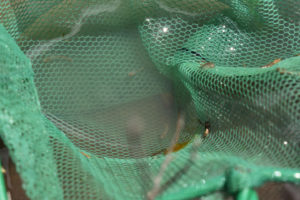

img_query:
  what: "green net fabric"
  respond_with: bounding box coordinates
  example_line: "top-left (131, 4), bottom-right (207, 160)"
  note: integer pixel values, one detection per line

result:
top-left (0, 0), bottom-right (299, 199)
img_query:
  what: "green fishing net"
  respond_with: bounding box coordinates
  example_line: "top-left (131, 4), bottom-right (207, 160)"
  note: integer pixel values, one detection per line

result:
top-left (0, 0), bottom-right (299, 199)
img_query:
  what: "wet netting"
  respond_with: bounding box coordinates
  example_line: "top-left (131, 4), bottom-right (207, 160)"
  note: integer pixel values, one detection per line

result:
top-left (0, 0), bottom-right (299, 199)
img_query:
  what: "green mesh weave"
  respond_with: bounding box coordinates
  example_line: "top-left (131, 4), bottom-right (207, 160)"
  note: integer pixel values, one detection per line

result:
top-left (0, 0), bottom-right (299, 200)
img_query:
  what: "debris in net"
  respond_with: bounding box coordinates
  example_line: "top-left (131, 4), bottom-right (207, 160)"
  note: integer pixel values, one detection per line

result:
top-left (151, 149), bottom-right (165, 157)
top-left (80, 152), bottom-right (91, 159)
top-left (204, 121), bottom-right (211, 138)
top-left (126, 115), bottom-right (146, 158)
top-left (128, 67), bottom-right (144, 77)
top-left (261, 58), bottom-right (281, 68)
top-left (204, 128), bottom-right (209, 137)
top-left (126, 115), bottom-right (145, 140)
top-left (201, 62), bottom-right (215, 68)
top-left (160, 123), bottom-right (169, 139)
top-left (126, 114), bottom-right (150, 189)
top-left (190, 133), bottom-right (204, 161)
top-left (276, 68), bottom-right (299, 76)
top-left (149, 121), bottom-right (206, 197)
top-left (151, 140), bottom-right (191, 157)
top-left (276, 67), bottom-right (285, 74)
top-left (147, 111), bottom-right (185, 200)
top-left (164, 140), bottom-right (190, 155)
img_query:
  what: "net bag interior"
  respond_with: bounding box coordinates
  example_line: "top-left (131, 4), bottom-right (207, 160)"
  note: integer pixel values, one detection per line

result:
top-left (0, 0), bottom-right (299, 199)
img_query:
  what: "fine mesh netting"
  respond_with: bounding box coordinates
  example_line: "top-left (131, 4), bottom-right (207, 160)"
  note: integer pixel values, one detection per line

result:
top-left (0, 0), bottom-right (299, 199)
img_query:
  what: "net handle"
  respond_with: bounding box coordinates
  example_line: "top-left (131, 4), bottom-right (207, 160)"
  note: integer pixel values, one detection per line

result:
top-left (236, 188), bottom-right (258, 200)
